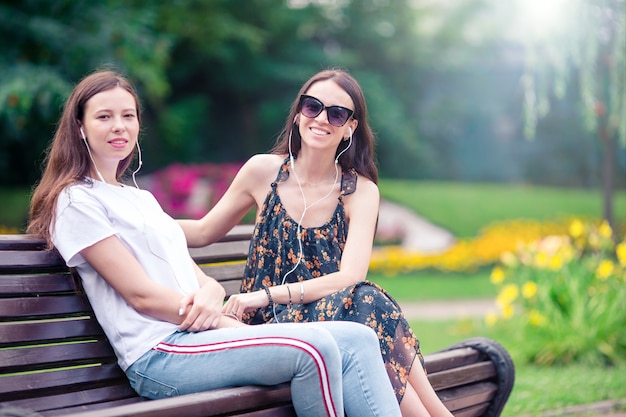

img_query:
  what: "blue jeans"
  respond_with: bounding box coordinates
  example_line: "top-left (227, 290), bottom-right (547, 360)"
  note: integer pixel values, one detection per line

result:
top-left (125, 321), bottom-right (400, 417)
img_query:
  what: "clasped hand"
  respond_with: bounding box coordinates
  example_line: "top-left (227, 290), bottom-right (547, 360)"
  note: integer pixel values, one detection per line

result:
top-left (177, 280), bottom-right (225, 332)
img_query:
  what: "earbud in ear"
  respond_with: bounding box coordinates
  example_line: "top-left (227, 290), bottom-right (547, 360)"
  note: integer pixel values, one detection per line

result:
top-left (348, 127), bottom-right (352, 136)
top-left (80, 127), bottom-right (86, 140)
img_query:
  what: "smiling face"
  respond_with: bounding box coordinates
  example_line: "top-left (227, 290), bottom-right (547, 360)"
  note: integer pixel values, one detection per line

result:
top-left (297, 80), bottom-right (358, 155)
top-left (80, 86), bottom-right (139, 179)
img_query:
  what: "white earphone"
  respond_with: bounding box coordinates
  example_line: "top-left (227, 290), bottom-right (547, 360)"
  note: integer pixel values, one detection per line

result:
top-left (79, 126), bottom-right (106, 183)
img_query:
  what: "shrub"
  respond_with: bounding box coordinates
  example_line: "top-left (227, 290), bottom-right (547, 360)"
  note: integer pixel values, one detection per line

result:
top-left (487, 219), bottom-right (626, 366)
top-left (139, 162), bottom-right (242, 219)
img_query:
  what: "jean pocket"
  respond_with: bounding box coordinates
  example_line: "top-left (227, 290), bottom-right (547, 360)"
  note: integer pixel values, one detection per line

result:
top-left (133, 370), bottom-right (180, 399)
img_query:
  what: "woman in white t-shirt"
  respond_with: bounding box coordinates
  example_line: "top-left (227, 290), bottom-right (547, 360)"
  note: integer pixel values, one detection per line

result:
top-left (27, 70), bottom-right (401, 417)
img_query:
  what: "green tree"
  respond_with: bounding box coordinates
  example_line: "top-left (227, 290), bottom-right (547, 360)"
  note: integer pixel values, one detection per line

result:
top-left (520, 0), bottom-right (626, 228)
top-left (0, 0), bottom-right (170, 186)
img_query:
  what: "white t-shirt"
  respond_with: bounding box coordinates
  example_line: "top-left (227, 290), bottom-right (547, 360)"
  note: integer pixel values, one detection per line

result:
top-left (52, 180), bottom-right (199, 370)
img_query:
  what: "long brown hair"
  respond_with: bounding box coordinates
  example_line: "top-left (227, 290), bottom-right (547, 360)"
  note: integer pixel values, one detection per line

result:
top-left (27, 70), bottom-right (141, 249)
top-left (270, 69), bottom-right (378, 184)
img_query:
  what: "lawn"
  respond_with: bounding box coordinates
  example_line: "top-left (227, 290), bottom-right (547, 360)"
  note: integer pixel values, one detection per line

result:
top-left (369, 270), bottom-right (496, 301)
top-left (408, 317), bottom-right (626, 417)
top-left (379, 179), bottom-right (626, 238)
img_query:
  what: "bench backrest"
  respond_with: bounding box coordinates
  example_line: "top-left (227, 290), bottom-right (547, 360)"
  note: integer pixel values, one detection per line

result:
top-left (0, 225), bottom-right (254, 413)
top-left (0, 224), bottom-right (513, 417)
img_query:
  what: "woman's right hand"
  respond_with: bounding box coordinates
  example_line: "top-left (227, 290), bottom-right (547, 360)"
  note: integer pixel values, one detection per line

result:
top-left (222, 290), bottom-right (270, 321)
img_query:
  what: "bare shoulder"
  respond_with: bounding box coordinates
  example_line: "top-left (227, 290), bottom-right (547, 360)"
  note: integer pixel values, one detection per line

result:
top-left (353, 174), bottom-right (380, 199)
top-left (239, 154), bottom-right (285, 183)
top-left (343, 173), bottom-right (380, 212)
top-left (240, 154), bottom-right (285, 179)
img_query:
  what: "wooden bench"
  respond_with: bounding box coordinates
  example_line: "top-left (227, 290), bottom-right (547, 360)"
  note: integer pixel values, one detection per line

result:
top-left (0, 225), bottom-right (515, 417)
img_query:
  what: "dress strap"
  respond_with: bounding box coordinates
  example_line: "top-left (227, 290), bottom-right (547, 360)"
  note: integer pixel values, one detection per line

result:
top-left (340, 168), bottom-right (357, 196)
top-left (272, 157), bottom-right (291, 186)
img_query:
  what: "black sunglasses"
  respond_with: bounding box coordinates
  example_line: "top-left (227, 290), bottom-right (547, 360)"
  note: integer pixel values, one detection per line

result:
top-left (299, 95), bottom-right (354, 127)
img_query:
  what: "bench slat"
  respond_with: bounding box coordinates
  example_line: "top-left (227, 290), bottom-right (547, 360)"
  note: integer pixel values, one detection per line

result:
top-left (56, 384), bottom-right (292, 417)
top-left (453, 403), bottom-right (491, 417)
top-left (4, 383), bottom-right (140, 414)
top-left (424, 347), bottom-right (482, 373)
top-left (0, 341), bottom-right (116, 374)
top-left (438, 381), bottom-right (497, 413)
top-left (0, 363), bottom-right (126, 398)
top-left (189, 240), bottom-right (250, 263)
top-left (0, 272), bottom-right (76, 295)
top-left (428, 361), bottom-right (496, 390)
top-left (0, 250), bottom-right (67, 273)
top-left (0, 294), bottom-right (92, 317)
top-left (0, 317), bottom-right (101, 345)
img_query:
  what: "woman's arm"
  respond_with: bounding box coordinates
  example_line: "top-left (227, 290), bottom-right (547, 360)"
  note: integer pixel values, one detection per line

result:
top-left (80, 235), bottom-right (188, 323)
top-left (178, 155), bottom-right (278, 247)
top-left (223, 178), bottom-right (380, 319)
top-left (81, 235), bottom-right (237, 330)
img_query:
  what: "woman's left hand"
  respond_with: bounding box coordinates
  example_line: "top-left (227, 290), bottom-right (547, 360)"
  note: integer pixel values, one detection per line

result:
top-left (178, 280), bottom-right (225, 331)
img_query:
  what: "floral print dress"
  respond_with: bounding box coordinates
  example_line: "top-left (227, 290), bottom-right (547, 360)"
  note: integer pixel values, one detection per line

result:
top-left (240, 158), bottom-right (423, 403)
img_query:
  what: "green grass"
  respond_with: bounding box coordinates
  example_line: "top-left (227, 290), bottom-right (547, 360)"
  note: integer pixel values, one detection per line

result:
top-left (409, 317), bottom-right (626, 416)
top-left (379, 179), bottom-right (626, 237)
top-left (368, 270), bottom-right (496, 301)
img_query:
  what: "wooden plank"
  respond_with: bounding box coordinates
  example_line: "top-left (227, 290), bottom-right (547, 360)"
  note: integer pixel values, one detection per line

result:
top-left (0, 363), bottom-right (125, 398)
top-left (439, 381), bottom-right (497, 412)
top-left (199, 263), bottom-right (246, 281)
top-left (453, 402), bottom-right (491, 417)
top-left (189, 240), bottom-right (250, 263)
top-left (428, 361), bottom-right (496, 390)
top-left (0, 250), bottom-right (67, 273)
top-left (55, 385), bottom-right (292, 417)
top-left (0, 273), bottom-right (75, 295)
top-left (4, 384), bottom-right (141, 414)
top-left (0, 234), bottom-right (47, 251)
top-left (0, 341), bottom-right (116, 374)
top-left (424, 347), bottom-right (481, 373)
top-left (0, 295), bottom-right (92, 318)
top-left (0, 317), bottom-right (101, 345)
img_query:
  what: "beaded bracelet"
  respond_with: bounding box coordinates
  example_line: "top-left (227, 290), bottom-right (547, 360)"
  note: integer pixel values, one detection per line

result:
top-left (264, 286), bottom-right (274, 307)
top-left (299, 282), bottom-right (304, 303)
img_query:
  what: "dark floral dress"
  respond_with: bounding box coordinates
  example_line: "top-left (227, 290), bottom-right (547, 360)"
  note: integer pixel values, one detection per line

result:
top-left (240, 158), bottom-right (423, 403)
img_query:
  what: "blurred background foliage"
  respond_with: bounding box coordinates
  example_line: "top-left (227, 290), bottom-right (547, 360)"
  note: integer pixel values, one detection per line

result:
top-left (1, 0), bottom-right (624, 195)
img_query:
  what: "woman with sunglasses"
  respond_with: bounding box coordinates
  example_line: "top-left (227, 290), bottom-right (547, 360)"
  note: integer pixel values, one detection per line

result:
top-left (180, 69), bottom-right (453, 417)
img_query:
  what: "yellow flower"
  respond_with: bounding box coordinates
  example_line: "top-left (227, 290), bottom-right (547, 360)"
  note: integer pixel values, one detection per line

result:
top-left (501, 304), bottom-right (515, 319)
top-left (528, 310), bottom-right (547, 327)
top-left (522, 281), bottom-right (538, 298)
top-left (595, 260), bottom-right (614, 281)
top-left (569, 219), bottom-right (584, 238)
top-left (534, 252), bottom-right (548, 269)
top-left (496, 284), bottom-right (519, 308)
top-left (548, 255), bottom-right (563, 271)
top-left (616, 242), bottom-right (626, 267)
top-left (485, 312), bottom-right (498, 327)
top-left (598, 221), bottom-right (612, 239)
top-left (490, 266), bottom-right (505, 284)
